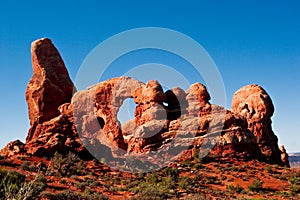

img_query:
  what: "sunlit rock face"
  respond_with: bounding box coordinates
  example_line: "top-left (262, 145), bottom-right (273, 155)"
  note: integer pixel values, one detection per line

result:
top-left (26, 38), bottom-right (75, 143)
top-left (2, 38), bottom-right (288, 167)
top-left (232, 84), bottom-right (287, 165)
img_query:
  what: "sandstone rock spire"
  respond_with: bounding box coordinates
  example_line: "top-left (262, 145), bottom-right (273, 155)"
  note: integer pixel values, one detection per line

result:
top-left (26, 38), bottom-right (75, 143)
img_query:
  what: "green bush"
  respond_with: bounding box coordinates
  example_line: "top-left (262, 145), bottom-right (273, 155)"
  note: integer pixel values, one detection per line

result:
top-left (24, 173), bottom-right (47, 198)
top-left (0, 168), bottom-right (47, 199)
top-left (51, 152), bottom-right (85, 177)
top-left (132, 187), bottom-right (168, 200)
top-left (162, 167), bottom-right (179, 181)
top-left (280, 174), bottom-right (287, 181)
top-left (226, 184), bottom-right (244, 193)
top-left (265, 166), bottom-right (273, 174)
top-left (248, 179), bottom-right (263, 192)
top-left (18, 156), bottom-right (26, 161)
top-left (146, 172), bottom-right (159, 184)
top-left (59, 178), bottom-right (67, 184)
top-left (21, 161), bottom-right (31, 170)
top-left (289, 174), bottom-right (300, 185)
top-left (42, 189), bottom-right (109, 200)
top-left (290, 184), bottom-right (300, 196)
top-left (0, 168), bottom-right (25, 199)
top-left (194, 163), bottom-right (203, 169)
top-left (204, 176), bottom-right (219, 184)
top-left (221, 175), bottom-right (227, 181)
top-left (29, 164), bottom-right (37, 172)
top-left (178, 176), bottom-right (193, 191)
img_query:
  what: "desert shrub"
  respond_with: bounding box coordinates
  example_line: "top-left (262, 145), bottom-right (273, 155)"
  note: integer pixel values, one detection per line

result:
top-left (227, 177), bottom-right (234, 182)
top-left (280, 174), bottom-right (288, 181)
top-left (59, 178), bottom-right (67, 184)
top-left (226, 184), bottom-right (244, 193)
top-left (51, 151), bottom-right (85, 177)
top-left (21, 161), bottom-right (31, 170)
top-left (41, 189), bottom-right (108, 200)
top-left (146, 172), bottom-right (159, 184)
top-left (182, 193), bottom-right (207, 200)
top-left (265, 165), bottom-right (273, 174)
top-left (82, 189), bottom-right (109, 200)
top-left (178, 176), bottom-right (193, 191)
top-left (131, 171), bottom-right (176, 199)
top-left (89, 180), bottom-right (101, 187)
top-left (162, 167), bottom-right (179, 181)
top-left (204, 176), bottom-right (219, 184)
top-left (24, 173), bottom-right (47, 198)
top-left (76, 182), bottom-right (88, 191)
top-left (275, 190), bottom-right (290, 197)
top-left (289, 173), bottom-right (300, 196)
top-left (132, 187), bottom-right (168, 200)
top-left (70, 174), bottom-right (81, 181)
top-left (125, 156), bottom-right (155, 172)
top-left (229, 166), bottom-right (239, 172)
top-left (183, 160), bottom-right (191, 168)
top-left (127, 179), bottom-right (141, 189)
top-left (54, 190), bottom-right (80, 199)
top-left (104, 181), bottom-right (112, 188)
top-left (221, 175), bottom-right (227, 181)
top-left (289, 184), bottom-right (300, 196)
top-left (194, 163), bottom-right (203, 169)
top-left (248, 179), bottom-right (263, 192)
top-left (29, 164), bottom-right (37, 172)
top-left (18, 156), bottom-right (26, 160)
top-left (0, 169), bottom-right (45, 199)
top-left (161, 176), bottom-right (175, 189)
top-left (0, 169), bottom-right (25, 198)
top-left (289, 174), bottom-right (300, 185)
top-left (40, 191), bottom-right (57, 199)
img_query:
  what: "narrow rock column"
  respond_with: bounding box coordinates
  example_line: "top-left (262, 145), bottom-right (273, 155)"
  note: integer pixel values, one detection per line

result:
top-left (26, 38), bottom-right (75, 143)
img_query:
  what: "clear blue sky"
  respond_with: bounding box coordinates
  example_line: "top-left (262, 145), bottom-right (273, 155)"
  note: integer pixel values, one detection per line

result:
top-left (0, 1), bottom-right (299, 152)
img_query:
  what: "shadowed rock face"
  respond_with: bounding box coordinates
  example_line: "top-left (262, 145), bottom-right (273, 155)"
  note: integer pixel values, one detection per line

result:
top-left (26, 38), bottom-right (75, 143)
top-left (1, 38), bottom-right (289, 167)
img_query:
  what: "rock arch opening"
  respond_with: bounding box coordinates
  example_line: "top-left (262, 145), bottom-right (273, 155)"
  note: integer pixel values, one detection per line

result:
top-left (117, 98), bottom-right (135, 125)
top-left (97, 117), bottom-right (105, 129)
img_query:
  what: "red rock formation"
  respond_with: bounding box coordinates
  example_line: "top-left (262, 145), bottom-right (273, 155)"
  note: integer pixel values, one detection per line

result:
top-left (0, 140), bottom-right (25, 157)
top-left (232, 84), bottom-right (283, 164)
top-left (26, 38), bottom-right (75, 143)
top-left (186, 83), bottom-right (211, 116)
top-left (279, 145), bottom-right (290, 167)
top-left (126, 80), bottom-right (167, 152)
top-left (133, 80), bottom-right (166, 125)
top-left (1, 38), bottom-right (289, 167)
top-left (72, 77), bottom-right (144, 153)
top-left (165, 87), bottom-right (188, 120)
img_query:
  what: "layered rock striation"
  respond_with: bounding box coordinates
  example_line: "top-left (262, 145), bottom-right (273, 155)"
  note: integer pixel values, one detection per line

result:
top-left (0, 38), bottom-right (289, 167)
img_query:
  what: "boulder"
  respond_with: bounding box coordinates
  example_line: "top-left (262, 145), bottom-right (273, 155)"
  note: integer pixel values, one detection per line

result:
top-left (0, 140), bottom-right (25, 157)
